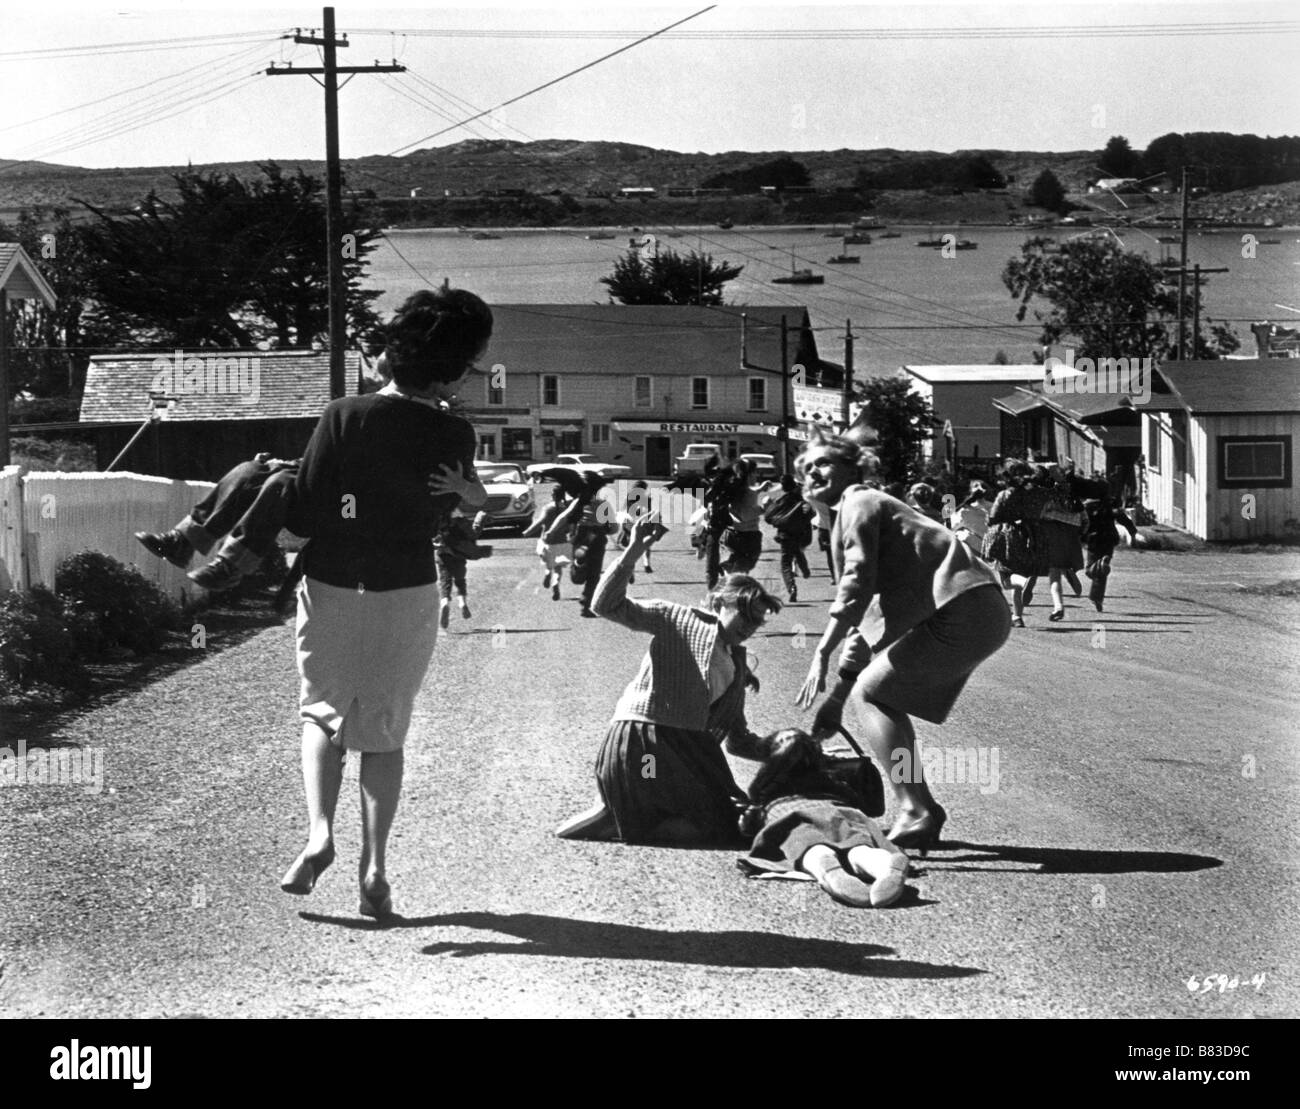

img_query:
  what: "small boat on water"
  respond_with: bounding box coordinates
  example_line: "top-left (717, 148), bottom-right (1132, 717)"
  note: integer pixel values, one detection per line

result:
top-left (718, 219), bottom-right (734, 230)
top-left (472, 231), bottom-right (502, 240)
top-left (878, 230), bottom-right (902, 239)
top-left (585, 231), bottom-right (616, 240)
top-left (917, 237), bottom-right (945, 248)
top-left (772, 250), bottom-right (824, 284)
top-left (843, 232), bottom-right (871, 245)
top-left (827, 254), bottom-right (861, 264)
top-left (1157, 235), bottom-right (1180, 244)
top-left (954, 239), bottom-right (978, 251)
top-left (1258, 238), bottom-right (1282, 245)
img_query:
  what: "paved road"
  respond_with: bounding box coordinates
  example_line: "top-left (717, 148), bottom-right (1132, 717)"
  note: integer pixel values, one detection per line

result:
top-left (2, 527), bottom-right (1297, 1018)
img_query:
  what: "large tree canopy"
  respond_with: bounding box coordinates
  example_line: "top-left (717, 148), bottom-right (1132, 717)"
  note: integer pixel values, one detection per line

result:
top-left (600, 247), bottom-right (743, 306)
top-left (1002, 237), bottom-right (1239, 362)
top-left (77, 162), bottom-right (381, 349)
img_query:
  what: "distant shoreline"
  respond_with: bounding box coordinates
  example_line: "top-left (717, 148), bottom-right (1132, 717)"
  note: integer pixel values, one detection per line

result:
top-left (382, 222), bottom-right (1300, 235)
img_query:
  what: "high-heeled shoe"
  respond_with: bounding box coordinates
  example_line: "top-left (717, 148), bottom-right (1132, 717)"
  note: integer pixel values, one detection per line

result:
top-left (279, 842), bottom-right (335, 895)
top-left (888, 803), bottom-right (947, 855)
top-left (359, 876), bottom-right (393, 920)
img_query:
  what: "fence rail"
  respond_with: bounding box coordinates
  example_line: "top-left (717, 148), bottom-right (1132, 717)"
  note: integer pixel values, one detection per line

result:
top-left (0, 466), bottom-right (214, 602)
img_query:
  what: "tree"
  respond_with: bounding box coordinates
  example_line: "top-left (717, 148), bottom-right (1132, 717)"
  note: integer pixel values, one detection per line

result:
top-left (1027, 169), bottom-right (1068, 214)
top-left (76, 163), bottom-right (381, 349)
top-left (1002, 236), bottom-right (1239, 362)
top-left (700, 157), bottom-right (810, 193)
top-left (600, 247), bottom-right (743, 306)
top-left (1099, 136), bottom-right (1141, 178)
top-left (0, 207), bottom-right (133, 399)
top-left (853, 374), bottom-right (938, 486)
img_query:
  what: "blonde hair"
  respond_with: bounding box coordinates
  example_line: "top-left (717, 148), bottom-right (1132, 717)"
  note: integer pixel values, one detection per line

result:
top-left (795, 426), bottom-right (880, 480)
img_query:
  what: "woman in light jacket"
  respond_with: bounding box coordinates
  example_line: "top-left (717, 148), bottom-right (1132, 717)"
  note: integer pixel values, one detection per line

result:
top-left (795, 427), bottom-right (1011, 853)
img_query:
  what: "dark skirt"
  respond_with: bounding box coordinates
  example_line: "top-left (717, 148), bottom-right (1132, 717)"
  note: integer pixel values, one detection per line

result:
top-left (720, 529), bottom-right (761, 573)
top-left (595, 719), bottom-right (746, 845)
top-left (741, 797), bottom-right (888, 874)
top-left (1040, 520), bottom-right (1084, 570)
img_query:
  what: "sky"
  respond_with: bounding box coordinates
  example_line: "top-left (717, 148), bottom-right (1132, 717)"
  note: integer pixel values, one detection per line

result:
top-left (1, 0), bottom-right (1297, 169)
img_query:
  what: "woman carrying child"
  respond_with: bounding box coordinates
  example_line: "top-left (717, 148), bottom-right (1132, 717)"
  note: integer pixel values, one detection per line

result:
top-left (739, 728), bottom-right (910, 908)
top-left (279, 286), bottom-right (492, 920)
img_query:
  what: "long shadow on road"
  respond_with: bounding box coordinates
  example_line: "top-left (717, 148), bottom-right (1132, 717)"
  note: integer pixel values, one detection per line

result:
top-left (301, 910), bottom-right (983, 979)
top-left (925, 842), bottom-right (1221, 874)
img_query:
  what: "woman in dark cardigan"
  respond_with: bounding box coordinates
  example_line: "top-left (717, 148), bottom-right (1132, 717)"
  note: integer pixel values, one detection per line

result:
top-left (556, 513), bottom-right (783, 845)
top-left (279, 288), bottom-right (492, 919)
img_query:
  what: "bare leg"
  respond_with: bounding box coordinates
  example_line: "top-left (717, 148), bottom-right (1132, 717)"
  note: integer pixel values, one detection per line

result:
top-left (1049, 568), bottom-right (1065, 617)
top-left (301, 720), bottom-right (344, 853)
top-left (1009, 575), bottom-right (1027, 622)
top-left (850, 696), bottom-right (939, 824)
top-left (358, 749), bottom-right (404, 887)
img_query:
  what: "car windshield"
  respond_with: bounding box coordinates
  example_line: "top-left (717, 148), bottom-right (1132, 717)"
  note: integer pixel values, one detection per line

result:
top-left (477, 464), bottom-right (524, 484)
top-left (566, 455), bottom-right (595, 464)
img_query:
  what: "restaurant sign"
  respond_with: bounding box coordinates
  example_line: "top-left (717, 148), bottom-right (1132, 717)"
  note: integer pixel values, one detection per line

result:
top-left (612, 420), bottom-right (771, 435)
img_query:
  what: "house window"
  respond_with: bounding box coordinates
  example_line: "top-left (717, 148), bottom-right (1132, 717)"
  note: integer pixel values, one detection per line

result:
top-left (591, 423), bottom-right (611, 445)
top-left (748, 377), bottom-right (767, 411)
top-left (634, 375), bottom-right (653, 408)
top-left (541, 375), bottom-right (560, 406)
top-left (692, 377), bottom-right (709, 409)
top-left (477, 433), bottom-right (496, 459)
top-left (486, 378), bottom-right (505, 406)
top-left (558, 430), bottom-right (583, 453)
top-left (1218, 435), bottom-right (1292, 488)
top-left (1146, 415), bottom-right (1162, 472)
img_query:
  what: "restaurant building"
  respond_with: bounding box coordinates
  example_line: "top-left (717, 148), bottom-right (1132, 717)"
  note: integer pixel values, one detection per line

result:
top-left (467, 304), bottom-right (842, 477)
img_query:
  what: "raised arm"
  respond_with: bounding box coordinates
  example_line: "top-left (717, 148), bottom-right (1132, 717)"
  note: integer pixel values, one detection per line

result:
top-left (589, 512), bottom-right (673, 634)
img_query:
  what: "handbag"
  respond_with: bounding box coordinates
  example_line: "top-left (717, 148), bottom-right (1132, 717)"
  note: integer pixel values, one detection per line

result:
top-left (821, 727), bottom-right (885, 819)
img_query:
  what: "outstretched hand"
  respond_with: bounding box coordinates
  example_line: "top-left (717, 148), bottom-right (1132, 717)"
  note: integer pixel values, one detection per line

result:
top-left (796, 653), bottom-right (828, 709)
top-left (627, 510), bottom-right (668, 549)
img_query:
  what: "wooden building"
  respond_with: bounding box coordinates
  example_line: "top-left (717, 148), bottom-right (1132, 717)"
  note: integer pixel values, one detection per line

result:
top-left (1140, 359), bottom-right (1300, 540)
top-left (79, 349), bottom-right (361, 480)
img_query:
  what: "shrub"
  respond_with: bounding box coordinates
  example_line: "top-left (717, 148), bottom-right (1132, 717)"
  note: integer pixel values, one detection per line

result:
top-left (0, 585), bottom-right (88, 692)
top-left (55, 551), bottom-right (180, 655)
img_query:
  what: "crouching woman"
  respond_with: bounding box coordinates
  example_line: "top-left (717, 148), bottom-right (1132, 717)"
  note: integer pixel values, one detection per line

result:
top-left (556, 512), bottom-right (783, 845)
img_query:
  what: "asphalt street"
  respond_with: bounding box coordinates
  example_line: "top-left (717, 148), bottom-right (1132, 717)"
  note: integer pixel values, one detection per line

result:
top-left (1, 523), bottom-right (1297, 1018)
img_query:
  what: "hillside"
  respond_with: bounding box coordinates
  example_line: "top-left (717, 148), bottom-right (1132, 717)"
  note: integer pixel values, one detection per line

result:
top-left (0, 140), bottom-right (1294, 226)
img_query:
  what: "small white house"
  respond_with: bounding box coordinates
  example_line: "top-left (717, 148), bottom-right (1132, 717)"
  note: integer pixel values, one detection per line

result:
top-left (1141, 359), bottom-right (1300, 540)
top-left (903, 364), bottom-right (1051, 461)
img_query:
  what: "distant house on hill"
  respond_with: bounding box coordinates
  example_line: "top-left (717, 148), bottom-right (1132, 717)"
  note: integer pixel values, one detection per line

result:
top-left (1140, 358), bottom-right (1300, 540)
top-left (79, 349), bottom-right (362, 480)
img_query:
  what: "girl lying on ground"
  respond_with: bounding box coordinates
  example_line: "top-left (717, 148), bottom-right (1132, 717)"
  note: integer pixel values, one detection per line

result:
top-left (738, 728), bottom-right (910, 908)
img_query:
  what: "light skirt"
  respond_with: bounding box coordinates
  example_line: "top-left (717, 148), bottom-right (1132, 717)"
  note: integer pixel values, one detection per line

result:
top-left (295, 577), bottom-right (439, 752)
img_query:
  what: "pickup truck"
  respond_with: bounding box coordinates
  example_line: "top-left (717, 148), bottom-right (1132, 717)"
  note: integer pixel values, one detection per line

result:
top-left (674, 443), bottom-right (723, 477)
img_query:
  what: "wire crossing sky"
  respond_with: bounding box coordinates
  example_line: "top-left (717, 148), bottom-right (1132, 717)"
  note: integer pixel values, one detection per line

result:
top-left (1, 2), bottom-right (1296, 168)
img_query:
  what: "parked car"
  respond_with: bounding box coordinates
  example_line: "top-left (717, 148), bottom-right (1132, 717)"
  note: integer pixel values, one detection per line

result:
top-left (473, 461), bottom-right (534, 533)
top-left (673, 443), bottom-right (723, 477)
top-left (739, 453), bottom-right (779, 482)
top-left (525, 453), bottom-right (633, 482)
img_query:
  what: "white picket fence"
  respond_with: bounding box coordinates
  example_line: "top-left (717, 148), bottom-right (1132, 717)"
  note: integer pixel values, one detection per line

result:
top-left (0, 466), bottom-right (215, 602)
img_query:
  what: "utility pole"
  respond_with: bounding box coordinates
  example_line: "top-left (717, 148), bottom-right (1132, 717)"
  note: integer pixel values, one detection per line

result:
top-left (779, 316), bottom-right (790, 473)
top-left (841, 319), bottom-right (854, 428)
top-left (1176, 166), bottom-right (1190, 361)
top-left (267, 8), bottom-right (404, 399)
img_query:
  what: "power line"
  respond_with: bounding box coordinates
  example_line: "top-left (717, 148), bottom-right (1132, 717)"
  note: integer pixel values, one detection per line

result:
top-left (350, 20), bottom-right (1300, 42)
top-left (386, 5), bottom-right (717, 156)
top-left (0, 29), bottom-right (290, 60)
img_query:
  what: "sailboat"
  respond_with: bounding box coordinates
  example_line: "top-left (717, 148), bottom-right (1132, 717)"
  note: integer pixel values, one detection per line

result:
top-left (772, 249), bottom-right (824, 284)
top-left (828, 236), bottom-right (862, 264)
